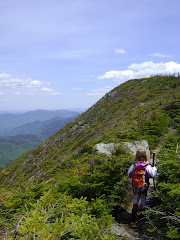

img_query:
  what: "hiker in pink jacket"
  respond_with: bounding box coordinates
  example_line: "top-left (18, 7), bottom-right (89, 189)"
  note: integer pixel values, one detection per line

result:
top-left (128, 149), bottom-right (157, 220)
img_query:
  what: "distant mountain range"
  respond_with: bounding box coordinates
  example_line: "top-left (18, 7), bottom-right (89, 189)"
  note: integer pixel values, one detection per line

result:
top-left (0, 76), bottom-right (179, 238)
top-left (1, 116), bottom-right (78, 139)
top-left (0, 109), bottom-right (80, 135)
top-left (0, 109), bottom-right (80, 167)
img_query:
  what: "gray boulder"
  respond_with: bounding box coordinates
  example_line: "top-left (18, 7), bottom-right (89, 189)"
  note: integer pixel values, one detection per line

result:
top-left (93, 140), bottom-right (151, 160)
top-left (107, 222), bottom-right (132, 239)
top-left (93, 143), bottom-right (115, 156)
top-left (123, 140), bottom-right (150, 160)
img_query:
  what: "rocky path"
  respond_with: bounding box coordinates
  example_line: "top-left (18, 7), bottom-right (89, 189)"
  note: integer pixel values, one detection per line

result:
top-left (110, 184), bottom-right (157, 239)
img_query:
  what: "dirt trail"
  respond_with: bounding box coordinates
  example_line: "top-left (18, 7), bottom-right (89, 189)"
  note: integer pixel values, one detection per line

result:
top-left (110, 183), bottom-right (157, 239)
top-left (109, 151), bottom-right (159, 239)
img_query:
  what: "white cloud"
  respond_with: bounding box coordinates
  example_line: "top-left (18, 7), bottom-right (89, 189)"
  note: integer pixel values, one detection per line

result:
top-left (41, 87), bottom-right (54, 92)
top-left (97, 61), bottom-right (180, 83)
top-left (0, 92), bottom-right (4, 96)
top-left (0, 74), bottom-right (44, 90)
top-left (115, 48), bottom-right (126, 55)
top-left (87, 92), bottom-right (101, 96)
top-left (0, 73), bottom-right (11, 79)
top-left (87, 92), bottom-right (102, 96)
top-left (0, 73), bottom-right (59, 95)
top-left (91, 86), bottom-right (113, 93)
top-left (87, 86), bottom-right (113, 96)
top-left (72, 88), bottom-right (83, 91)
top-left (50, 92), bottom-right (62, 95)
top-left (150, 52), bottom-right (172, 58)
top-left (31, 80), bottom-right (43, 86)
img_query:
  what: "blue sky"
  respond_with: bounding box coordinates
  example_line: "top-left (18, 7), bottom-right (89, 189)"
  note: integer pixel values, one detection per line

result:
top-left (0, 0), bottom-right (180, 111)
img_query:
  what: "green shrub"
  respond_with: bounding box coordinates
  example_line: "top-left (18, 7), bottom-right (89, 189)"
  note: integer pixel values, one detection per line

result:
top-left (145, 132), bottom-right (180, 239)
top-left (16, 194), bottom-right (115, 240)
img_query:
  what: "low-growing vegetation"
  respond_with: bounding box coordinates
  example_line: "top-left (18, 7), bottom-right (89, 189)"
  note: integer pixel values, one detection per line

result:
top-left (0, 75), bottom-right (179, 239)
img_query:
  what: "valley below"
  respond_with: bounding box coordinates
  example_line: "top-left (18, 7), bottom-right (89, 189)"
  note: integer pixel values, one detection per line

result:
top-left (0, 109), bottom-right (80, 167)
top-left (0, 76), bottom-right (179, 239)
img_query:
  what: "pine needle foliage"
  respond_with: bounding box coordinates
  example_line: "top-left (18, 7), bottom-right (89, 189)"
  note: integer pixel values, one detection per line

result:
top-left (0, 75), bottom-right (179, 239)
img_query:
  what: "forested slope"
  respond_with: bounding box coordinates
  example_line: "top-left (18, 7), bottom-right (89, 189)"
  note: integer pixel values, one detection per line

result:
top-left (0, 134), bottom-right (42, 167)
top-left (0, 75), bottom-right (179, 239)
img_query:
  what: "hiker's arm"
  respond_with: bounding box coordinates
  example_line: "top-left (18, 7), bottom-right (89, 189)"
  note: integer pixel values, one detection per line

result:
top-left (146, 165), bottom-right (157, 178)
top-left (128, 164), bottom-right (135, 178)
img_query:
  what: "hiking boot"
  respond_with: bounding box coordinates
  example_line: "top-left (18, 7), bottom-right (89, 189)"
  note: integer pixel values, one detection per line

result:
top-left (131, 208), bottom-right (137, 221)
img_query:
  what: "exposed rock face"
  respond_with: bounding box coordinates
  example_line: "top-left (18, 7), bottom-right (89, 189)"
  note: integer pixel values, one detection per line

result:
top-left (93, 143), bottom-right (115, 156)
top-left (123, 140), bottom-right (150, 160)
top-left (93, 140), bottom-right (151, 160)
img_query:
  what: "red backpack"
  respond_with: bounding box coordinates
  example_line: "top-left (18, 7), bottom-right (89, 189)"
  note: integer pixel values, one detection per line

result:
top-left (132, 165), bottom-right (148, 193)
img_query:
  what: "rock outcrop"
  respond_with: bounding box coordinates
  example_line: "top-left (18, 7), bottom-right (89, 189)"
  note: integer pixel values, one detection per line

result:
top-left (93, 140), bottom-right (151, 160)
top-left (93, 143), bottom-right (115, 156)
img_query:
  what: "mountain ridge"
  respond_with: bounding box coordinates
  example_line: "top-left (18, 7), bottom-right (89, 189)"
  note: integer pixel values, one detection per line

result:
top-left (2, 75), bottom-right (180, 185)
top-left (0, 75), bottom-right (179, 239)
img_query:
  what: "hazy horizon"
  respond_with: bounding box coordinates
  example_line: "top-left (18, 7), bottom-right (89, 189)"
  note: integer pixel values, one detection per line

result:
top-left (0, 108), bottom-right (87, 114)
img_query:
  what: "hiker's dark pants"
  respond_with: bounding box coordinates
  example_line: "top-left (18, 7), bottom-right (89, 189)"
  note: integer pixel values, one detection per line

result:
top-left (133, 192), bottom-right (147, 210)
